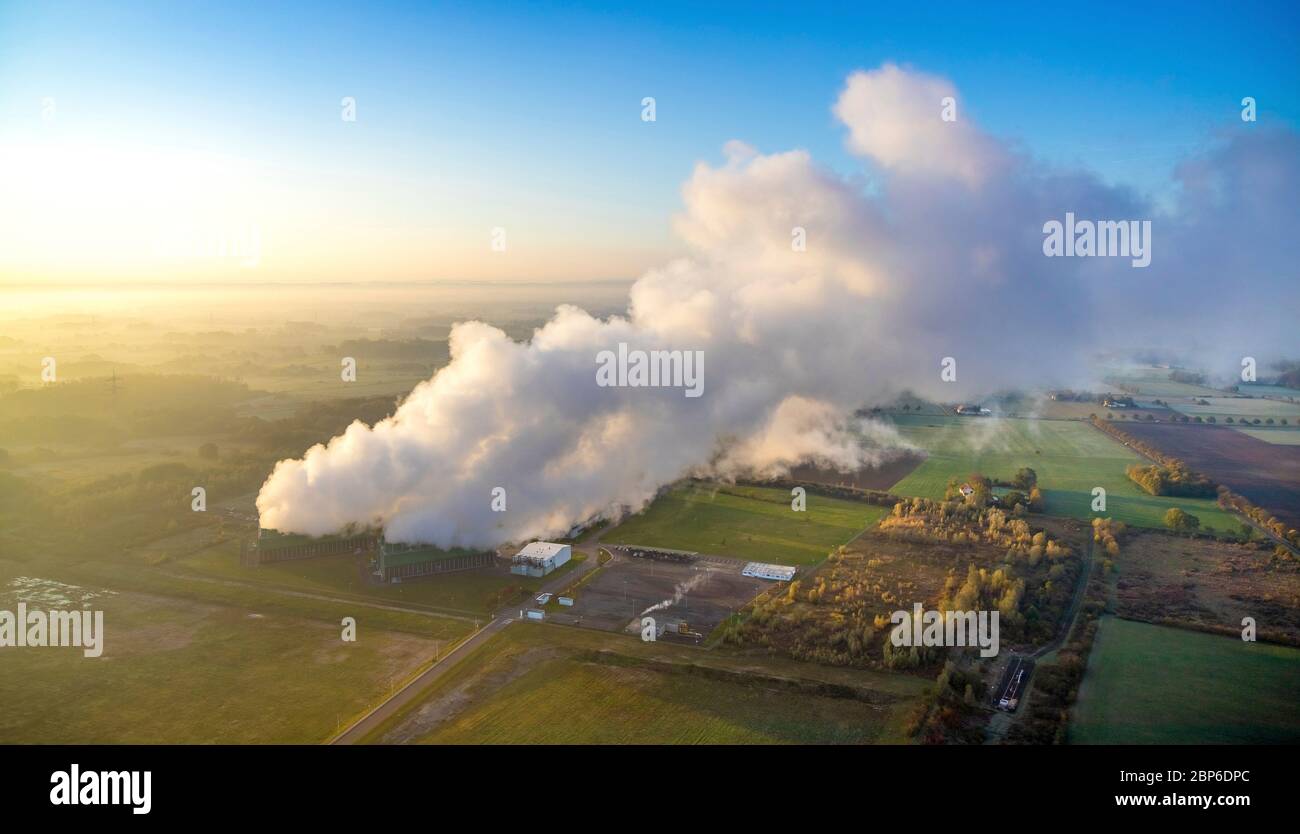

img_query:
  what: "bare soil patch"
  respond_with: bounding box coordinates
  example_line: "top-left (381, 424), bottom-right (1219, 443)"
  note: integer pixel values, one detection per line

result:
top-left (1115, 532), bottom-right (1300, 645)
top-left (556, 555), bottom-right (767, 638)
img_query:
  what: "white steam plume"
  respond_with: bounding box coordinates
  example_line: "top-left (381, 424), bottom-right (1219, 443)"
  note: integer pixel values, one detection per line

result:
top-left (256, 63), bottom-right (1300, 548)
top-left (640, 572), bottom-right (710, 618)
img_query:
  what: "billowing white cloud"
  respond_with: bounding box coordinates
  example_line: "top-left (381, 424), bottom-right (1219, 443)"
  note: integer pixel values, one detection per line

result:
top-left (833, 63), bottom-right (1008, 186)
top-left (256, 65), bottom-right (1300, 548)
top-left (713, 397), bottom-right (914, 480)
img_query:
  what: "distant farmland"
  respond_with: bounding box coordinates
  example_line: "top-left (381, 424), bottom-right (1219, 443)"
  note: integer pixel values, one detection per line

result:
top-left (1167, 396), bottom-right (1300, 422)
top-left (606, 481), bottom-right (889, 565)
top-left (1234, 426), bottom-right (1300, 446)
top-left (1101, 366), bottom-right (1224, 399)
top-left (1071, 617), bottom-right (1300, 744)
top-left (1115, 421), bottom-right (1300, 529)
top-left (886, 415), bottom-right (1237, 532)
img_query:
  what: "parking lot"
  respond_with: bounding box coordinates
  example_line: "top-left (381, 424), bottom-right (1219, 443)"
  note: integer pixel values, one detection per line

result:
top-left (542, 547), bottom-right (775, 642)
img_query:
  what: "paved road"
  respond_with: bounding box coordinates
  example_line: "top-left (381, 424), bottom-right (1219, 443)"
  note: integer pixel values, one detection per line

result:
top-left (330, 547), bottom-right (608, 745)
top-left (986, 535), bottom-right (1094, 740)
top-left (994, 654), bottom-right (1033, 707)
top-left (330, 615), bottom-right (511, 744)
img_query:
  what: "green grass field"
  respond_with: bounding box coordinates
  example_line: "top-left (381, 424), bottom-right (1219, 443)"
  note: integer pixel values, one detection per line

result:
top-left (0, 584), bottom-right (458, 743)
top-left (606, 482), bottom-right (889, 565)
top-left (1070, 617), bottom-right (1300, 744)
top-left (372, 624), bottom-right (927, 744)
top-left (177, 539), bottom-right (579, 616)
top-left (886, 415), bottom-right (1238, 532)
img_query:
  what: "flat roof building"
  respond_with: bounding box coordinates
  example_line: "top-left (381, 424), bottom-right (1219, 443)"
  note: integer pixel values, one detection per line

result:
top-left (512, 542), bottom-right (572, 577)
top-left (742, 562), bottom-right (797, 581)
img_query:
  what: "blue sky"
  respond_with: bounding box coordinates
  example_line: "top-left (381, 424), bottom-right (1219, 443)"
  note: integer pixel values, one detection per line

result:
top-left (2, 0), bottom-right (1296, 282)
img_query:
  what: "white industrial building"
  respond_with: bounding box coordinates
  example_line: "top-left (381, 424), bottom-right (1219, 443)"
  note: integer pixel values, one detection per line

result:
top-left (511, 541), bottom-right (572, 577)
top-left (742, 562), bottom-right (796, 581)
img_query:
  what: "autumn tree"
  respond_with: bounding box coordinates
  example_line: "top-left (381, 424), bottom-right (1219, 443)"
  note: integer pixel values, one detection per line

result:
top-left (1164, 507), bottom-right (1200, 532)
